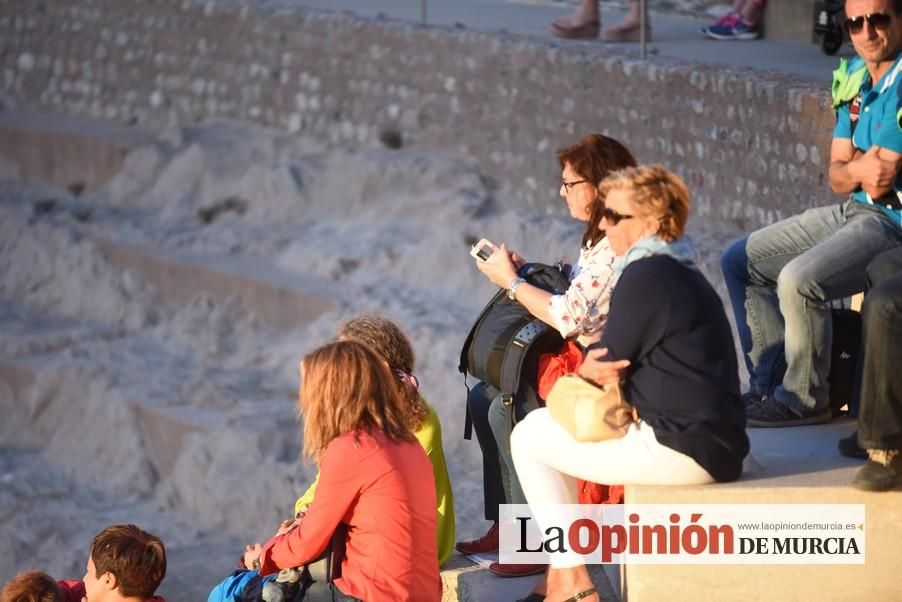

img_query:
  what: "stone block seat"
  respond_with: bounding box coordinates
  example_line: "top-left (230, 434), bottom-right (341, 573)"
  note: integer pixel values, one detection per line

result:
top-left (614, 419), bottom-right (902, 602)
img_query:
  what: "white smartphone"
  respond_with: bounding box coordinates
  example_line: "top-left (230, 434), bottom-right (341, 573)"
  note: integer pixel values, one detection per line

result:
top-left (470, 238), bottom-right (496, 261)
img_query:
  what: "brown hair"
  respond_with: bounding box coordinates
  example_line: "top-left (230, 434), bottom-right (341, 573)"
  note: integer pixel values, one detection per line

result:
top-left (556, 133), bottom-right (637, 247)
top-left (89, 524), bottom-right (166, 600)
top-left (299, 340), bottom-right (416, 460)
top-left (597, 165), bottom-right (691, 242)
top-left (338, 314), bottom-right (428, 432)
top-left (1, 571), bottom-right (63, 602)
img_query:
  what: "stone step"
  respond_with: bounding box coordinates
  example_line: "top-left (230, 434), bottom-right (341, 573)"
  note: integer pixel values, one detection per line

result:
top-left (96, 239), bottom-right (336, 331)
top-left (621, 420), bottom-right (902, 602)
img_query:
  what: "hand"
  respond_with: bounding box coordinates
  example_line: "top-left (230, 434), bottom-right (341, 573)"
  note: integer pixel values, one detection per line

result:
top-left (475, 243), bottom-right (519, 288)
top-left (276, 518), bottom-right (299, 536)
top-left (509, 249), bottom-right (527, 269)
top-left (578, 347), bottom-right (630, 386)
top-left (855, 145), bottom-right (898, 191)
top-left (243, 543), bottom-right (263, 570)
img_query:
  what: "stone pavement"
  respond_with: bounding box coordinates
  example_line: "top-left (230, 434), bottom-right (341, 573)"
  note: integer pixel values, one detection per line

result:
top-left (274, 0), bottom-right (853, 82)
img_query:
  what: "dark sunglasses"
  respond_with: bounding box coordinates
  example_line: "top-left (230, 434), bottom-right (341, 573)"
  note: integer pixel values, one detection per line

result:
top-left (844, 12), bottom-right (893, 34)
top-left (601, 207), bottom-right (635, 225)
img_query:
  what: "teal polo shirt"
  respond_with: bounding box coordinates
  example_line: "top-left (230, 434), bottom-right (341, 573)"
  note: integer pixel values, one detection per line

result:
top-left (833, 54), bottom-right (902, 226)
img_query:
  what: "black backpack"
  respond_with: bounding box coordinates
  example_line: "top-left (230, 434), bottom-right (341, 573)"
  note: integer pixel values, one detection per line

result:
top-left (459, 262), bottom-right (571, 438)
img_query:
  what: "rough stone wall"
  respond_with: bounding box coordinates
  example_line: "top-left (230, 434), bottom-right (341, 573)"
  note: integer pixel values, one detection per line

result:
top-left (0, 0), bottom-right (838, 230)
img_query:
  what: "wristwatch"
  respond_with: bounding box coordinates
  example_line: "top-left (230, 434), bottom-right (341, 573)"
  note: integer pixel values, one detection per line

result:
top-left (507, 276), bottom-right (526, 300)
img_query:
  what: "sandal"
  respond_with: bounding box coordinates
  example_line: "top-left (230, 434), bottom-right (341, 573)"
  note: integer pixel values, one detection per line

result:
top-left (562, 587), bottom-right (598, 602)
top-left (550, 19), bottom-right (601, 39)
top-left (601, 23), bottom-right (651, 42)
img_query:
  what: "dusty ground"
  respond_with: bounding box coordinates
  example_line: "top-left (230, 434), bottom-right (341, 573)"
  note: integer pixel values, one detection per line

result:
top-left (0, 120), bottom-right (741, 600)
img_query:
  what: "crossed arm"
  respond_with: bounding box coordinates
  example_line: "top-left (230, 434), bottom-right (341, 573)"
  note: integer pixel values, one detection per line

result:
top-left (829, 137), bottom-right (902, 199)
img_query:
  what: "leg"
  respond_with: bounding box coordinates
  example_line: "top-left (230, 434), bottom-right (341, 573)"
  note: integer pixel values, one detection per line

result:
top-left (602, 1), bottom-right (650, 43)
top-left (721, 206), bottom-right (844, 396)
top-left (774, 204), bottom-right (902, 413)
top-left (511, 409), bottom-right (711, 599)
top-left (550, 0), bottom-right (600, 39)
top-left (852, 268), bottom-right (902, 491)
top-left (488, 395), bottom-right (527, 505)
top-left (467, 382), bottom-right (506, 521)
top-left (857, 267), bottom-right (902, 451)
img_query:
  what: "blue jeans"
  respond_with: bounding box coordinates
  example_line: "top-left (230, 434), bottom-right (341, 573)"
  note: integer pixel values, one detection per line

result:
top-left (487, 393), bottom-right (528, 506)
top-left (721, 200), bottom-right (902, 413)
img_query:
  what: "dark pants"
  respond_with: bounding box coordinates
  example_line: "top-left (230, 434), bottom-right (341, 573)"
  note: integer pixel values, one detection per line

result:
top-left (467, 381), bottom-right (506, 521)
top-left (857, 247), bottom-right (902, 450)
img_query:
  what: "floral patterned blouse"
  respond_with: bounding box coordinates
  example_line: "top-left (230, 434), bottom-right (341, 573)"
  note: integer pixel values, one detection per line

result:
top-left (546, 237), bottom-right (617, 344)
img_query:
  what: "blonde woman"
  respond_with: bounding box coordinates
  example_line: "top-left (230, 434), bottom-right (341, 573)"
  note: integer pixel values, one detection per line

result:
top-left (511, 167), bottom-right (748, 601)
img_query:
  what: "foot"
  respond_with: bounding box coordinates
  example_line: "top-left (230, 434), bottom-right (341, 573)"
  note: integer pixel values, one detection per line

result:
top-left (703, 18), bottom-right (761, 40)
top-left (838, 430), bottom-right (868, 460)
top-left (601, 21), bottom-right (650, 43)
top-left (488, 562), bottom-right (548, 578)
top-left (746, 396), bottom-right (832, 427)
top-left (550, 14), bottom-right (600, 39)
top-left (700, 11), bottom-right (739, 35)
top-left (455, 521), bottom-right (499, 555)
top-left (851, 449), bottom-right (902, 491)
top-left (741, 391), bottom-right (763, 408)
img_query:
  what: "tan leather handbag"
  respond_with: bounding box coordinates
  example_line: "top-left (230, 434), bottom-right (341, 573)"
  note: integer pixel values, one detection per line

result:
top-left (546, 374), bottom-right (636, 442)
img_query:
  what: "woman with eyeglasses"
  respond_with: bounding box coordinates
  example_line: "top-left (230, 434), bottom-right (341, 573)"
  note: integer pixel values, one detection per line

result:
top-left (510, 166), bottom-right (749, 602)
top-left (460, 134), bottom-right (635, 586)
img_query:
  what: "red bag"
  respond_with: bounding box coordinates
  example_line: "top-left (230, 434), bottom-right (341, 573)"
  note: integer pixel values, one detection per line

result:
top-left (537, 339), bottom-right (584, 400)
top-left (537, 339), bottom-right (624, 506)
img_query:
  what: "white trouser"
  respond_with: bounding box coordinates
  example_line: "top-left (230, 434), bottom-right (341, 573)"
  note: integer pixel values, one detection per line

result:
top-left (510, 408), bottom-right (715, 567)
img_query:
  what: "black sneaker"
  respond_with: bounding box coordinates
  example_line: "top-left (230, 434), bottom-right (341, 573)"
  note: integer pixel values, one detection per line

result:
top-left (741, 392), bottom-right (763, 408)
top-left (746, 396), bottom-right (832, 428)
top-left (838, 430), bottom-right (868, 460)
top-left (851, 451), bottom-right (902, 491)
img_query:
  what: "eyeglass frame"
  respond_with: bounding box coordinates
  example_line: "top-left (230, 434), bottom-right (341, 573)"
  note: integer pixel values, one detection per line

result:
top-left (843, 12), bottom-right (893, 35)
top-left (560, 178), bottom-right (588, 191)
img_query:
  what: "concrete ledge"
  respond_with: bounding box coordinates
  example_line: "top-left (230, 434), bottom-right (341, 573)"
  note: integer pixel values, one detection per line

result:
top-left (97, 240), bottom-right (336, 330)
top-left (0, 112), bottom-right (154, 192)
top-left (623, 420), bottom-right (902, 601)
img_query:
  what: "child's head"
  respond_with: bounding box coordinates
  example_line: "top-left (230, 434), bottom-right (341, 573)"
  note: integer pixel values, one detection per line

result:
top-left (337, 314), bottom-right (415, 375)
top-left (299, 340), bottom-right (416, 459)
top-left (337, 315), bottom-right (426, 430)
top-left (83, 524), bottom-right (166, 601)
top-left (1, 571), bottom-right (63, 602)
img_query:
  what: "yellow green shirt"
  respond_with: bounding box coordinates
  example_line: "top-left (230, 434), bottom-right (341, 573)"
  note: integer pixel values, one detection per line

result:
top-left (294, 400), bottom-right (456, 566)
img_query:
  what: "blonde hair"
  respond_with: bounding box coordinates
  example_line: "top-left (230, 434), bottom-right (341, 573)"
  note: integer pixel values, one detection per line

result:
top-left (337, 315), bottom-right (427, 431)
top-left (299, 340), bottom-right (416, 460)
top-left (598, 165), bottom-right (691, 242)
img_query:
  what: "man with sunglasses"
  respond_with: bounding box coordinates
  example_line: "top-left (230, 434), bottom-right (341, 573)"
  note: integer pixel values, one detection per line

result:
top-left (721, 0), bottom-right (902, 427)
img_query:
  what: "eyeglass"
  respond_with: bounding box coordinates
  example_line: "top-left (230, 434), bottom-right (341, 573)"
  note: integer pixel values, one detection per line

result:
top-left (844, 12), bottom-right (893, 34)
top-left (601, 207), bottom-right (635, 225)
top-left (561, 179), bottom-right (588, 191)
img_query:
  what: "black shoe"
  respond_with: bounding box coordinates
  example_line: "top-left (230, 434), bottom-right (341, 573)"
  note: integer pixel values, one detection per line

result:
top-left (746, 396), bottom-right (832, 428)
top-left (838, 430), bottom-right (868, 460)
top-left (741, 392), bottom-right (763, 408)
top-left (851, 451), bottom-right (902, 491)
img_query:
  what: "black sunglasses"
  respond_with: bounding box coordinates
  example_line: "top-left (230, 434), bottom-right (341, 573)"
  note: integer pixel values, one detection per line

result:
top-left (844, 12), bottom-right (893, 34)
top-left (601, 207), bottom-right (635, 225)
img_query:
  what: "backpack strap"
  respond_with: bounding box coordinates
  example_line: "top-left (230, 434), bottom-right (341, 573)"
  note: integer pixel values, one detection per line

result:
top-left (499, 319), bottom-right (550, 407)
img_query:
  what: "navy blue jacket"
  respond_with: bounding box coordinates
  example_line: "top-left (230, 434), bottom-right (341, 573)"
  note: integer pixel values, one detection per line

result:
top-left (589, 255), bottom-right (749, 482)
